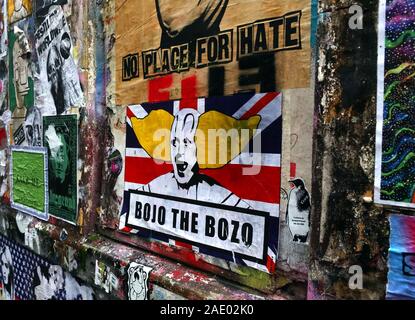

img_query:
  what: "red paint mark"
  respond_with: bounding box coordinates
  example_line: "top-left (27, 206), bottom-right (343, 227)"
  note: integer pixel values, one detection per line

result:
top-left (412, 191), bottom-right (415, 204)
top-left (0, 127), bottom-right (6, 149)
top-left (180, 75), bottom-right (198, 109)
top-left (175, 241), bottom-right (193, 250)
top-left (290, 163), bottom-right (297, 179)
top-left (148, 75), bottom-right (173, 102)
top-left (240, 92), bottom-right (279, 120)
top-left (121, 227), bottom-right (133, 233)
top-left (266, 255), bottom-right (276, 273)
top-left (2, 192), bottom-right (10, 205)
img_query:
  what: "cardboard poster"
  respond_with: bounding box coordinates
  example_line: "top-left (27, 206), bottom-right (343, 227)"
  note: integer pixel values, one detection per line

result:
top-left (387, 214), bottom-right (415, 300)
top-left (43, 115), bottom-right (78, 224)
top-left (7, 0), bottom-right (32, 25)
top-left (34, 5), bottom-right (83, 116)
top-left (115, 0), bottom-right (311, 105)
top-left (0, 234), bottom-right (95, 300)
top-left (375, 0), bottom-right (415, 208)
top-left (120, 92), bottom-right (282, 273)
top-left (8, 16), bottom-right (36, 145)
top-left (10, 146), bottom-right (48, 221)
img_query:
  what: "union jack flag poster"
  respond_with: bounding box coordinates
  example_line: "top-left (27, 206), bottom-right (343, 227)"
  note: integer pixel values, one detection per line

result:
top-left (120, 92), bottom-right (282, 273)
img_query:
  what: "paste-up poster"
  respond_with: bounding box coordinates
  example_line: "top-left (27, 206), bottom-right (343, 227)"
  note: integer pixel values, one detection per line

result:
top-left (120, 92), bottom-right (282, 273)
top-left (128, 262), bottom-right (152, 300)
top-left (387, 214), bottom-right (415, 300)
top-left (375, 0), bottom-right (415, 209)
top-left (0, 234), bottom-right (95, 300)
top-left (34, 5), bottom-right (83, 116)
top-left (10, 146), bottom-right (49, 221)
top-left (8, 17), bottom-right (36, 145)
top-left (7, 0), bottom-right (32, 25)
top-left (115, 0), bottom-right (311, 104)
top-left (43, 115), bottom-right (78, 224)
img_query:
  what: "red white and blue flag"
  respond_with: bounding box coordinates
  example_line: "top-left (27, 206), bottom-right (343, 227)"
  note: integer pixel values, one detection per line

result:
top-left (120, 92), bottom-right (282, 273)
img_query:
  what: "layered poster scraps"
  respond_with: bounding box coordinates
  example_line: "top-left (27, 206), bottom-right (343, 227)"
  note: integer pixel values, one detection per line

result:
top-left (115, 0), bottom-right (311, 104)
top-left (120, 92), bottom-right (282, 273)
top-left (375, 0), bottom-right (415, 208)
top-left (8, 16), bottom-right (37, 146)
top-left (43, 115), bottom-right (78, 224)
top-left (8, 0), bottom-right (32, 25)
top-left (34, 5), bottom-right (84, 115)
top-left (0, 234), bottom-right (95, 300)
top-left (387, 214), bottom-right (415, 300)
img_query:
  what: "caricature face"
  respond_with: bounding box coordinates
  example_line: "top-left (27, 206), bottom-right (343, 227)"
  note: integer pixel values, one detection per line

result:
top-left (170, 109), bottom-right (200, 185)
top-left (128, 265), bottom-right (148, 300)
top-left (50, 134), bottom-right (69, 183)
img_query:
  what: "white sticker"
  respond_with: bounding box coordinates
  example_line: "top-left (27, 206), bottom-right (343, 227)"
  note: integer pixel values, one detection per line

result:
top-left (127, 262), bottom-right (152, 300)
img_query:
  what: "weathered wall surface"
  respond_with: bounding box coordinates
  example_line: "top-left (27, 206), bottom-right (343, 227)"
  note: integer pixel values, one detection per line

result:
top-left (309, 0), bottom-right (390, 300)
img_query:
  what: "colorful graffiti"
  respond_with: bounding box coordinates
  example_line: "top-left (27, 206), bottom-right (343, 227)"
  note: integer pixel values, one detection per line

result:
top-left (387, 214), bottom-right (415, 300)
top-left (376, 0), bottom-right (415, 208)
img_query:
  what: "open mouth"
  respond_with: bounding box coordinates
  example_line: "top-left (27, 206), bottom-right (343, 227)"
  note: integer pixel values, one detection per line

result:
top-left (176, 162), bottom-right (188, 173)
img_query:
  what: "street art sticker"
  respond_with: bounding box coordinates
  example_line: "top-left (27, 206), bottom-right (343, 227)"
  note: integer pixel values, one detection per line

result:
top-left (375, 0), bottom-right (415, 208)
top-left (94, 260), bottom-right (119, 294)
top-left (43, 115), bottom-right (78, 224)
top-left (286, 178), bottom-right (311, 243)
top-left (34, 5), bottom-right (84, 116)
top-left (10, 146), bottom-right (48, 221)
top-left (8, 16), bottom-right (36, 145)
top-left (127, 262), bottom-right (152, 300)
top-left (387, 214), bottom-right (415, 300)
top-left (8, 0), bottom-right (32, 25)
top-left (115, 0), bottom-right (311, 104)
top-left (120, 92), bottom-right (282, 273)
top-left (0, 234), bottom-right (95, 300)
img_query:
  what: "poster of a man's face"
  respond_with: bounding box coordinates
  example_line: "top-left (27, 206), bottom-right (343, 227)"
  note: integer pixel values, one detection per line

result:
top-left (43, 115), bottom-right (78, 224)
top-left (45, 124), bottom-right (69, 186)
top-left (170, 109), bottom-right (199, 186)
top-left (122, 93), bottom-right (282, 273)
top-left (51, 133), bottom-right (69, 184)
